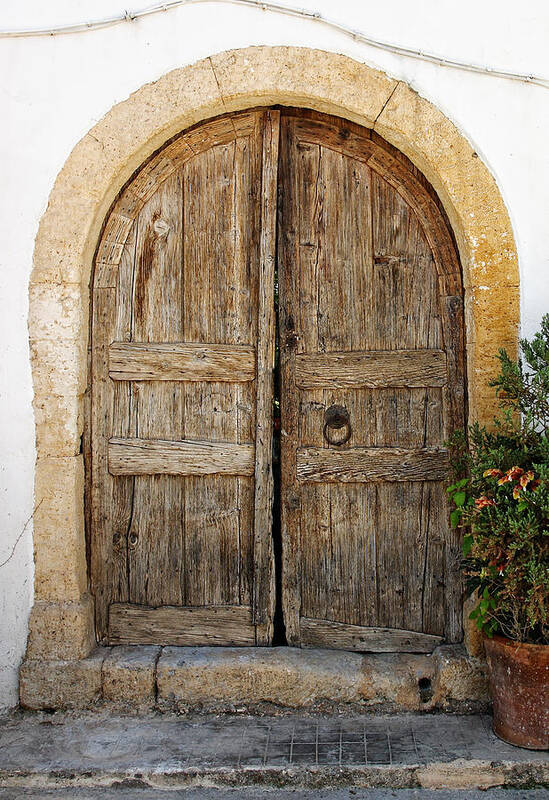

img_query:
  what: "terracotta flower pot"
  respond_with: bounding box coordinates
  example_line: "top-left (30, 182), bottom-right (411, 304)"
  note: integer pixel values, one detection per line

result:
top-left (484, 634), bottom-right (549, 749)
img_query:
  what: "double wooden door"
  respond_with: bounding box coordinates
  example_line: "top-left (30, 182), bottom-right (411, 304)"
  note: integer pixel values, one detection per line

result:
top-left (89, 108), bottom-right (465, 652)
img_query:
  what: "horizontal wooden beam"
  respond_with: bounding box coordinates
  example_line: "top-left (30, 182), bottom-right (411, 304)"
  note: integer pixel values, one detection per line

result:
top-left (295, 349), bottom-right (447, 389)
top-left (109, 341), bottom-right (256, 382)
top-left (108, 437), bottom-right (255, 476)
top-left (297, 446), bottom-right (449, 483)
top-left (109, 603), bottom-right (255, 646)
top-left (300, 617), bottom-right (443, 653)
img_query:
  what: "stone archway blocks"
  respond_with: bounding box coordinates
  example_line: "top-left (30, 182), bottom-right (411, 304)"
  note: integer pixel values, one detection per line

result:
top-left (26, 46), bottom-right (520, 687)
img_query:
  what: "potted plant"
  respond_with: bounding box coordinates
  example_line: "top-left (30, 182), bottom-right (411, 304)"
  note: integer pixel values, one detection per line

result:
top-left (447, 315), bottom-right (549, 749)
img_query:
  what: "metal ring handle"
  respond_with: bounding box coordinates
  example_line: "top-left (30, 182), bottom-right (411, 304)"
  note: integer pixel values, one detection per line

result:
top-left (323, 404), bottom-right (352, 446)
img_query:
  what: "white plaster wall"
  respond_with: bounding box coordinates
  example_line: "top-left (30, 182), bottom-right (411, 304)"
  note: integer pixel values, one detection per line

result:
top-left (1, 0), bottom-right (548, 711)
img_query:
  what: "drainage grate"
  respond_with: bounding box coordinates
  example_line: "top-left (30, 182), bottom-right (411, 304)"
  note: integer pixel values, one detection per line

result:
top-left (237, 720), bottom-right (426, 767)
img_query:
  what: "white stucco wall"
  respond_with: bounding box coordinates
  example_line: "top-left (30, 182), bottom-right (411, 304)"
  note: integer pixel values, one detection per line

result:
top-left (1, 0), bottom-right (548, 711)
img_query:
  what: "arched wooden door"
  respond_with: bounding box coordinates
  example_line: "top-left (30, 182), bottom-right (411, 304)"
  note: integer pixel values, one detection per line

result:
top-left (278, 111), bottom-right (465, 650)
top-left (88, 108), bottom-right (465, 650)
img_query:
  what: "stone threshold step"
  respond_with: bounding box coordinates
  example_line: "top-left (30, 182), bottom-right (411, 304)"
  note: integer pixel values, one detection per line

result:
top-left (0, 712), bottom-right (547, 791)
top-left (20, 644), bottom-right (490, 713)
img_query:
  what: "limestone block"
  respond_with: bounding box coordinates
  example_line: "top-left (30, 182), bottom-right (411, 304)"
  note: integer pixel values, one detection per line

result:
top-left (26, 596), bottom-right (95, 661)
top-left (91, 58), bottom-right (221, 169)
top-left (465, 286), bottom-right (520, 346)
top-left (418, 763), bottom-right (505, 790)
top-left (19, 649), bottom-right (104, 710)
top-left (103, 646), bottom-right (160, 710)
top-left (432, 644), bottom-right (490, 710)
top-left (28, 283), bottom-right (88, 342)
top-left (157, 647), bottom-right (435, 712)
top-left (33, 456), bottom-right (87, 601)
top-left (157, 646), bottom-right (365, 711)
top-left (33, 391), bottom-right (83, 459)
top-left (374, 82), bottom-right (518, 292)
top-left (360, 653), bottom-right (435, 711)
top-left (210, 47), bottom-right (397, 128)
top-left (30, 336), bottom-right (87, 397)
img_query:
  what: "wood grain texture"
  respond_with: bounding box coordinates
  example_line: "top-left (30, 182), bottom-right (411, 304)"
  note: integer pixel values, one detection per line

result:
top-left (295, 349), bottom-right (447, 389)
top-left (109, 437), bottom-right (255, 476)
top-left (297, 446), bottom-right (450, 483)
top-left (90, 107), bottom-right (465, 650)
top-left (252, 110), bottom-right (279, 634)
top-left (109, 603), bottom-right (255, 646)
top-left (91, 109), bottom-right (273, 645)
top-left (109, 342), bottom-right (256, 382)
top-left (300, 617), bottom-right (443, 653)
top-left (278, 111), bottom-right (464, 649)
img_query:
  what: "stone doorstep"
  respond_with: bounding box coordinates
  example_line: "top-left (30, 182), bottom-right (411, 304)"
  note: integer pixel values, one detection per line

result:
top-left (19, 644), bottom-right (490, 713)
top-left (0, 711), bottom-right (547, 791)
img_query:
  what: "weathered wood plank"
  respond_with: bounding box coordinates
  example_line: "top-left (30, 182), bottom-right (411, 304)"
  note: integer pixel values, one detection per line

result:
top-left (278, 115), bottom-right (305, 645)
top-left (252, 110), bottom-right (280, 633)
top-left (109, 437), bottom-right (255, 476)
top-left (181, 123), bottom-right (261, 610)
top-left (295, 349), bottom-right (447, 389)
top-left (126, 171), bottom-right (186, 609)
top-left (297, 446), bottom-right (449, 483)
top-left (300, 618), bottom-right (443, 653)
top-left (109, 341), bottom-right (256, 382)
top-left (90, 288), bottom-right (117, 640)
top-left (109, 603), bottom-right (255, 646)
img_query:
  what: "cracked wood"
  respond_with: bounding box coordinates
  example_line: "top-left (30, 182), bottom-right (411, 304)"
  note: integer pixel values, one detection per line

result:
top-left (109, 342), bottom-right (256, 382)
top-left (278, 110), bottom-right (465, 649)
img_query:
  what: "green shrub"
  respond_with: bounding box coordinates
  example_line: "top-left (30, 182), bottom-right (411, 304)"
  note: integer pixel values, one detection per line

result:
top-left (447, 315), bottom-right (549, 644)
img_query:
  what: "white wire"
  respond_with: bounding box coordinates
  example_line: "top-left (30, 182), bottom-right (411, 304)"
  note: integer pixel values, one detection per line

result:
top-left (1, 0), bottom-right (548, 90)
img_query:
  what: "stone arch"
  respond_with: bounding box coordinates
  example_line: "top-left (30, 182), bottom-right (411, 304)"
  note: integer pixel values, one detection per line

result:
top-left (26, 46), bottom-right (519, 665)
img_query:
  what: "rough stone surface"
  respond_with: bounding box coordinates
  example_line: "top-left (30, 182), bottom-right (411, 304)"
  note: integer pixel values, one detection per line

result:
top-left (19, 645), bottom-right (490, 714)
top-left (25, 597), bottom-right (95, 661)
top-left (32, 392), bottom-right (83, 459)
top-left (102, 646), bottom-right (160, 711)
top-left (209, 47), bottom-right (396, 125)
top-left (433, 647), bottom-right (490, 711)
top-left (19, 649), bottom-right (104, 710)
top-left (154, 646), bottom-right (486, 714)
top-left (0, 711), bottom-right (546, 791)
top-left (32, 456), bottom-right (87, 602)
top-left (25, 47), bottom-right (520, 672)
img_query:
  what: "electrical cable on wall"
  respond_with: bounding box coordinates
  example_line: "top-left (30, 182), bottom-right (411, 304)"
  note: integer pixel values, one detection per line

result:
top-left (1, 0), bottom-right (548, 90)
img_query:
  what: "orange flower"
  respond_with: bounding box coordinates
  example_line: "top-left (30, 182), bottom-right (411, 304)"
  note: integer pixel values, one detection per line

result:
top-left (483, 468), bottom-right (504, 479)
top-left (519, 470), bottom-right (535, 489)
top-left (513, 484), bottom-right (522, 500)
top-left (498, 466), bottom-right (524, 484)
top-left (530, 479), bottom-right (541, 492)
top-left (475, 495), bottom-right (496, 509)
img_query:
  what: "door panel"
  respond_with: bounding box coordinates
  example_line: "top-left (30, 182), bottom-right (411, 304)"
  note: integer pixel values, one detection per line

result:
top-left (278, 111), bottom-right (465, 651)
top-left (90, 110), bottom-right (277, 646)
top-left (90, 107), bottom-right (464, 652)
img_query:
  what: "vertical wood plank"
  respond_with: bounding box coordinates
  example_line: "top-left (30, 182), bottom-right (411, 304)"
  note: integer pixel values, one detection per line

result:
top-left (128, 171), bottom-right (185, 608)
top-left (279, 116), bottom-right (303, 644)
top-left (253, 110), bottom-right (280, 638)
top-left (90, 287), bottom-right (117, 641)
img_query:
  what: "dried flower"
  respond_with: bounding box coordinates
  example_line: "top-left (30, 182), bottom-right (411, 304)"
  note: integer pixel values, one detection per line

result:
top-left (483, 468), bottom-right (504, 478)
top-left (519, 470), bottom-right (535, 489)
top-left (475, 495), bottom-right (496, 509)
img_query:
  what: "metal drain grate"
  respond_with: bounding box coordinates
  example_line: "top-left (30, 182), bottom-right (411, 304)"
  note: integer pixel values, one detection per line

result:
top-left (237, 720), bottom-right (427, 767)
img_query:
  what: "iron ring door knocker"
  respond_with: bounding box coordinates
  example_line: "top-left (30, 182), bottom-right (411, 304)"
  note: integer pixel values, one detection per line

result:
top-left (323, 404), bottom-right (352, 446)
